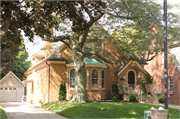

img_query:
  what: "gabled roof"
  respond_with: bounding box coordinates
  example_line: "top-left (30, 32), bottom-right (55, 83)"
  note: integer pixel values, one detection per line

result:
top-left (0, 71), bottom-right (25, 87)
top-left (67, 58), bottom-right (108, 66)
top-left (115, 60), bottom-right (130, 74)
top-left (25, 50), bottom-right (67, 73)
top-left (116, 60), bottom-right (144, 75)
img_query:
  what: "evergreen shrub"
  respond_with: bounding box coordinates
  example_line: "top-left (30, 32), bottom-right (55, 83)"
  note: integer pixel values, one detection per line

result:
top-left (111, 83), bottom-right (119, 100)
top-left (129, 94), bottom-right (137, 102)
top-left (59, 81), bottom-right (66, 100)
top-left (158, 95), bottom-right (165, 103)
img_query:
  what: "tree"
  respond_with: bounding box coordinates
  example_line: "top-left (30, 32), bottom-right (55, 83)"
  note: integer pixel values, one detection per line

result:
top-left (1, 1), bottom-right (179, 102)
top-left (25, 0), bottom-right (180, 102)
top-left (1, 39), bottom-right (31, 81)
top-left (11, 40), bottom-right (31, 81)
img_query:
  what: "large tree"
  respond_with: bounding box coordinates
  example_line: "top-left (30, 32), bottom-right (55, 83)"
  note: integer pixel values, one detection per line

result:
top-left (1, 0), bottom-right (179, 102)
top-left (1, 40), bottom-right (31, 81)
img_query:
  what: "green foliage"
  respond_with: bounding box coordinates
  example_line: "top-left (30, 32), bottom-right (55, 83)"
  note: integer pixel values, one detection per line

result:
top-left (143, 70), bottom-right (153, 84)
top-left (140, 82), bottom-right (147, 94)
top-left (1, 40), bottom-right (31, 81)
top-left (129, 94), bottom-right (137, 102)
top-left (111, 83), bottom-right (119, 100)
top-left (140, 70), bottom-right (153, 93)
top-left (158, 95), bottom-right (165, 103)
top-left (11, 40), bottom-right (31, 81)
top-left (59, 81), bottom-right (66, 100)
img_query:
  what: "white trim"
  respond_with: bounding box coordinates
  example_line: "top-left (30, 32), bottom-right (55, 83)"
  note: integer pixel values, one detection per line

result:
top-left (117, 61), bottom-right (132, 76)
top-left (126, 69), bottom-right (136, 87)
top-left (91, 69), bottom-right (99, 90)
top-left (69, 68), bottom-right (75, 89)
top-left (0, 71), bottom-right (25, 87)
top-left (101, 70), bottom-right (105, 89)
top-left (117, 61), bottom-right (143, 76)
top-left (66, 64), bottom-right (108, 68)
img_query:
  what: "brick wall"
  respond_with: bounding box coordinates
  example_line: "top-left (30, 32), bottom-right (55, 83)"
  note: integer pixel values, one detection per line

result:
top-left (144, 52), bottom-right (180, 105)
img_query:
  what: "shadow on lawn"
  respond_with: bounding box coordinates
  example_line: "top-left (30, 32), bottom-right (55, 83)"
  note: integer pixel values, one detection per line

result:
top-left (53, 102), bottom-right (152, 118)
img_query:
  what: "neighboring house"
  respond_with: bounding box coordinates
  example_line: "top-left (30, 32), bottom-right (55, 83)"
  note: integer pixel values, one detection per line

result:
top-left (144, 47), bottom-right (180, 105)
top-left (0, 71), bottom-right (25, 102)
top-left (23, 24), bottom-right (147, 104)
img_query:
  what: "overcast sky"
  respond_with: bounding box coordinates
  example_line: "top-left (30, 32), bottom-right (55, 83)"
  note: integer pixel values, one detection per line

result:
top-left (24, 0), bottom-right (180, 61)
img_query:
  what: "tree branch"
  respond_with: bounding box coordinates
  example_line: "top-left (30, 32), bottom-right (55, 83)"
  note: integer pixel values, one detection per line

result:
top-left (43, 34), bottom-right (70, 42)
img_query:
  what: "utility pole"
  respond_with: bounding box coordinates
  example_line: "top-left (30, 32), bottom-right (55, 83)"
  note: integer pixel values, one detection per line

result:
top-left (164, 0), bottom-right (169, 118)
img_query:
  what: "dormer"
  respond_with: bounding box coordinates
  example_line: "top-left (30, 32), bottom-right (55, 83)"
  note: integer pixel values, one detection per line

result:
top-left (31, 49), bottom-right (45, 66)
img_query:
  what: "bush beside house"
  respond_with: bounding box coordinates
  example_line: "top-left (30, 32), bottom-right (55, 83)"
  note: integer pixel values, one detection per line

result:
top-left (59, 81), bottom-right (66, 100)
top-left (111, 83), bottom-right (119, 100)
top-left (129, 94), bottom-right (137, 102)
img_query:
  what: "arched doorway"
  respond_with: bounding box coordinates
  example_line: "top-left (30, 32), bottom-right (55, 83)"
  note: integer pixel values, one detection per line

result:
top-left (128, 71), bottom-right (135, 89)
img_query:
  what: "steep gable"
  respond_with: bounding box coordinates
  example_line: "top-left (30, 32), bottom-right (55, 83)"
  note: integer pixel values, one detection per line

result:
top-left (0, 71), bottom-right (25, 87)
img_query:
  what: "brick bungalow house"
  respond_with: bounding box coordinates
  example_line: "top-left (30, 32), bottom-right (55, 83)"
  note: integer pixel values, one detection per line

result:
top-left (23, 24), bottom-right (147, 104)
top-left (144, 47), bottom-right (180, 105)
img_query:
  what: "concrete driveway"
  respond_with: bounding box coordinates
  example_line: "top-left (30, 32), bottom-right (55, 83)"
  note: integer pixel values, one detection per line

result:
top-left (0, 102), bottom-right (68, 119)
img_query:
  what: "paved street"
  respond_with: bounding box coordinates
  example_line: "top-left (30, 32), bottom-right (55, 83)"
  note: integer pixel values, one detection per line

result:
top-left (0, 102), bottom-right (68, 119)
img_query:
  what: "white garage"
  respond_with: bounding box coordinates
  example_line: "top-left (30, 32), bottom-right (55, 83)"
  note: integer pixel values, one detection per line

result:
top-left (0, 71), bottom-right (25, 102)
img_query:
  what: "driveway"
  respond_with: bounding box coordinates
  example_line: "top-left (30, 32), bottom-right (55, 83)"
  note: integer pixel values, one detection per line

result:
top-left (0, 102), bottom-right (68, 119)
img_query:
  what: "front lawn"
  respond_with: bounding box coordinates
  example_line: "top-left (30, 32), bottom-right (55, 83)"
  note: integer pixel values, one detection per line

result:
top-left (0, 106), bottom-right (8, 119)
top-left (41, 101), bottom-right (179, 118)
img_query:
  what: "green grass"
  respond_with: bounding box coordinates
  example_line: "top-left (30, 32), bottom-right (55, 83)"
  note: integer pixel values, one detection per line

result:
top-left (0, 106), bottom-right (8, 119)
top-left (41, 101), bottom-right (180, 118)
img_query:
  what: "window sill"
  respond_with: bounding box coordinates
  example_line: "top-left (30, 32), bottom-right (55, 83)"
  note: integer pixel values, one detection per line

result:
top-left (168, 92), bottom-right (173, 95)
top-left (91, 88), bottom-right (99, 90)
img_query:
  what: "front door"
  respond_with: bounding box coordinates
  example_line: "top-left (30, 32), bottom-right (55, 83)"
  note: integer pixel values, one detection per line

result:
top-left (128, 71), bottom-right (135, 89)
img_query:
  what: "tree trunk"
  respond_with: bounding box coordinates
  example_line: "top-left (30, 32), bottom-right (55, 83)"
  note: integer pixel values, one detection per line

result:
top-left (70, 32), bottom-right (87, 102)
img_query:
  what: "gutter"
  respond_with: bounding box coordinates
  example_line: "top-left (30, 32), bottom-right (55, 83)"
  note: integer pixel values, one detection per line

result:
top-left (46, 61), bottom-right (50, 103)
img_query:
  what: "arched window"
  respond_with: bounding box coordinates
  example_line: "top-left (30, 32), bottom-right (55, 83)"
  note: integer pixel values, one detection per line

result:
top-left (70, 69), bottom-right (75, 88)
top-left (102, 70), bottom-right (105, 89)
top-left (92, 69), bottom-right (98, 88)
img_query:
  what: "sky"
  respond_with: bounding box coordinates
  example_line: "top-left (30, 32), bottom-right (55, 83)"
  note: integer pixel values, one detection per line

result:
top-left (24, 0), bottom-right (180, 61)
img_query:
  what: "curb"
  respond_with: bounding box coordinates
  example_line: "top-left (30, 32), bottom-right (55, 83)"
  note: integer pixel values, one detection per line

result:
top-left (1, 106), bottom-right (10, 119)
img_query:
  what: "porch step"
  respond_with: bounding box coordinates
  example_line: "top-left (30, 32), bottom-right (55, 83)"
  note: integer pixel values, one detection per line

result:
top-left (139, 94), bottom-right (159, 104)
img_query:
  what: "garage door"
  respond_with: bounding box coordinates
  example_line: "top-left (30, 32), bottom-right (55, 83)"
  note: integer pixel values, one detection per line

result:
top-left (0, 87), bottom-right (17, 101)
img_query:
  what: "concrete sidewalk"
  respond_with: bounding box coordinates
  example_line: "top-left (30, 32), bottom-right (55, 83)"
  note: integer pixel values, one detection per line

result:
top-left (0, 102), bottom-right (68, 119)
top-left (149, 103), bottom-right (180, 111)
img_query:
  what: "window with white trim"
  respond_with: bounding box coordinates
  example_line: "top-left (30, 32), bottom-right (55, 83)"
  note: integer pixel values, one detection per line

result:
top-left (162, 52), bottom-right (164, 64)
top-left (70, 69), bottom-right (75, 88)
top-left (148, 54), bottom-right (151, 66)
top-left (168, 77), bottom-right (173, 92)
top-left (92, 69), bottom-right (98, 89)
top-left (102, 70), bottom-right (105, 89)
top-left (37, 72), bottom-right (40, 87)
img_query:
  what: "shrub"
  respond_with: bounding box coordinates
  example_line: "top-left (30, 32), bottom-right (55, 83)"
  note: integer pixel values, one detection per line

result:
top-left (111, 83), bottom-right (119, 100)
top-left (59, 81), bottom-right (66, 100)
top-left (129, 94), bottom-right (137, 102)
top-left (158, 95), bottom-right (165, 103)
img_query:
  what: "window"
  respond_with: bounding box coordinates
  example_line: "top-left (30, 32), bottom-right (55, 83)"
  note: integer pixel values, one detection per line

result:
top-left (162, 52), bottom-right (164, 64)
top-left (102, 70), bottom-right (105, 89)
top-left (92, 69), bottom-right (98, 89)
top-left (168, 77), bottom-right (173, 92)
top-left (13, 88), bottom-right (16, 90)
top-left (5, 88), bottom-right (8, 90)
top-left (0, 88), bottom-right (3, 90)
top-left (70, 69), bottom-right (75, 88)
top-left (9, 88), bottom-right (12, 90)
top-left (148, 54), bottom-right (151, 66)
top-left (37, 72), bottom-right (40, 87)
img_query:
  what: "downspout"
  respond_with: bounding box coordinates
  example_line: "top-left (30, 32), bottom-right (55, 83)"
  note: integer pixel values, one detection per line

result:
top-left (46, 61), bottom-right (50, 103)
